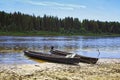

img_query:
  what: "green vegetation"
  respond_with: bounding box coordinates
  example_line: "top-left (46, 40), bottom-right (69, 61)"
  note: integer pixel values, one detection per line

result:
top-left (0, 31), bottom-right (119, 36)
top-left (0, 11), bottom-right (120, 36)
top-left (0, 31), bottom-right (66, 36)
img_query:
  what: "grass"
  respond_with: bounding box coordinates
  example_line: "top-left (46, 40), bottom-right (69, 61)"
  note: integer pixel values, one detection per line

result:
top-left (0, 31), bottom-right (61, 36)
top-left (0, 31), bottom-right (120, 36)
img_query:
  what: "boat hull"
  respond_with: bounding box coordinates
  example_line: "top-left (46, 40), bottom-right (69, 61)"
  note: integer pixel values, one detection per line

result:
top-left (24, 51), bottom-right (80, 64)
top-left (50, 50), bottom-right (98, 64)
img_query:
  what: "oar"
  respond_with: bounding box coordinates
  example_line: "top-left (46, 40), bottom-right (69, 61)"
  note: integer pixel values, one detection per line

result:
top-left (97, 49), bottom-right (100, 57)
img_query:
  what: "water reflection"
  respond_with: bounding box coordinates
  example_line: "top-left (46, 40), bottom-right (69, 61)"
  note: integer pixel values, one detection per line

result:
top-left (0, 36), bottom-right (120, 64)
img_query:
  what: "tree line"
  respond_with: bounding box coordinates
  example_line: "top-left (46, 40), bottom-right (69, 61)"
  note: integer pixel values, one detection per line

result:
top-left (0, 11), bottom-right (120, 34)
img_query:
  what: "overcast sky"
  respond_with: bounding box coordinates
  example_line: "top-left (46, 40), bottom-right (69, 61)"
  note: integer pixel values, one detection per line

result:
top-left (0, 0), bottom-right (119, 21)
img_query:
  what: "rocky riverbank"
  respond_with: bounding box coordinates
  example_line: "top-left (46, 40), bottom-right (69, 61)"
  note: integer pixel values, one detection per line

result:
top-left (0, 59), bottom-right (120, 80)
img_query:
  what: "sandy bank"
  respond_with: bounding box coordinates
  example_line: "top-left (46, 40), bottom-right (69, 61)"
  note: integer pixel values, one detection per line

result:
top-left (0, 59), bottom-right (120, 80)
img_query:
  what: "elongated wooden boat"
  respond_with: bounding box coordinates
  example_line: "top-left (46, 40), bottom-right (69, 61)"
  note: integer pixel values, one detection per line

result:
top-left (50, 50), bottom-right (99, 64)
top-left (24, 51), bottom-right (80, 64)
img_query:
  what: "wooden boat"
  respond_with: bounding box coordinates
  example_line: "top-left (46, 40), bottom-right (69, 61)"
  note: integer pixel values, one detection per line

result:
top-left (50, 49), bottom-right (98, 64)
top-left (24, 51), bottom-right (80, 64)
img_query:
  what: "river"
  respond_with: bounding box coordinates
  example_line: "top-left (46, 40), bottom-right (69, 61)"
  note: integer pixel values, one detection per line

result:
top-left (0, 36), bottom-right (120, 64)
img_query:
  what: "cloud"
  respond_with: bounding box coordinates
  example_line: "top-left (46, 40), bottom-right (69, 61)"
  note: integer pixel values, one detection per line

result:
top-left (28, 0), bottom-right (47, 6)
top-left (23, 0), bottom-right (86, 10)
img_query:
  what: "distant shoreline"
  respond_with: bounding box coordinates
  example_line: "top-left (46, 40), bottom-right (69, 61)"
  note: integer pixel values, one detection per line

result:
top-left (0, 31), bottom-right (120, 36)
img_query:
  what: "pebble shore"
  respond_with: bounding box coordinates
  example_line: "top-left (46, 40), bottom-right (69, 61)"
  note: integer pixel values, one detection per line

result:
top-left (0, 59), bottom-right (120, 80)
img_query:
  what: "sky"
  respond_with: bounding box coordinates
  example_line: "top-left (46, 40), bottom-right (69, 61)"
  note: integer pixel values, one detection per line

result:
top-left (0, 0), bottom-right (120, 22)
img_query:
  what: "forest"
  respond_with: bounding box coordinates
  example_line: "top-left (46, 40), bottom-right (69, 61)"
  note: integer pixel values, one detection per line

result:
top-left (0, 11), bottom-right (120, 34)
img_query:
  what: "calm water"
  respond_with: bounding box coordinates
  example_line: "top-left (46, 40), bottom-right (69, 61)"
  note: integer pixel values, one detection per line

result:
top-left (0, 36), bottom-right (120, 64)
